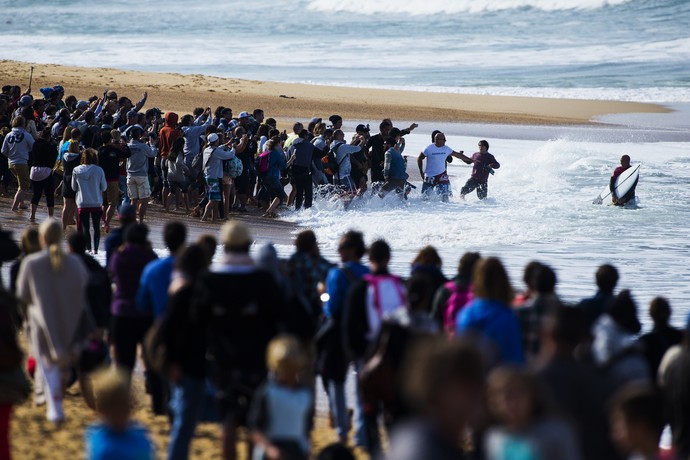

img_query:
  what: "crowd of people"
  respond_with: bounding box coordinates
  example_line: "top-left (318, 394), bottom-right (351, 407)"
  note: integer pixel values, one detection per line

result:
top-left (0, 209), bottom-right (688, 460)
top-left (0, 83), bottom-right (686, 460)
top-left (1, 82), bottom-right (506, 244)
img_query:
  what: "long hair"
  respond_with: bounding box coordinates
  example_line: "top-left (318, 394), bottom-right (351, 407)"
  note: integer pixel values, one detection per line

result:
top-left (169, 137), bottom-right (185, 162)
top-left (81, 148), bottom-right (98, 165)
top-left (473, 257), bottom-right (513, 306)
top-left (39, 219), bottom-right (64, 272)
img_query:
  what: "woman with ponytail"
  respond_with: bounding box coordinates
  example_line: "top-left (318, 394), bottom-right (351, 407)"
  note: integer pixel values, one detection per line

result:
top-left (16, 218), bottom-right (95, 425)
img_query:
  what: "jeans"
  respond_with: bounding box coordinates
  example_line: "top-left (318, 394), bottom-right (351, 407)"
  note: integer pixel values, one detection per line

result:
top-left (119, 175), bottom-right (130, 208)
top-left (77, 208), bottom-right (102, 252)
top-left (167, 377), bottom-right (204, 460)
top-left (326, 363), bottom-right (367, 447)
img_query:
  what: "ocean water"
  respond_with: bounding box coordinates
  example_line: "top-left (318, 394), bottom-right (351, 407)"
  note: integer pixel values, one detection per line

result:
top-left (1, 0), bottom-right (690, 102)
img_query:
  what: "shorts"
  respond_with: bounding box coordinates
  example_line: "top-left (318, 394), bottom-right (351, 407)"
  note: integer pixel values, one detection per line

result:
top-left (263, 175), bottom-right (287, 202)
top-left (334, 175), bottom-right (356, 193)
top-left (9, 163), bottom-right (30, 191)
top-left (62, 175), bottom-right (77, 199)
top-left (206, 178), bottom-right (221, 201)
top-left (127, 176), bottom-right (151, 200)
top-left (422, 173), bottom-right (451, 198)
top-left (168, 179), bottom-right (189, 194)
top-left (460, 177), bottom-right (488, 200)
top-left (105, 181), bottom-right (120, 207)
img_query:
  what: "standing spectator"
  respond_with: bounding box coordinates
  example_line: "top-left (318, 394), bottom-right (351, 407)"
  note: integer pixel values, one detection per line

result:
top-left (1, 116), bottom-right (34, 211)
top-left (320, 231), bottom-right (369, 445)
top-left (388, 339), bottom-right (484, 460)
top-left (196, 221), bottom-right (284, 460)
top-left (576, 264), bottom-right (619, 331)
top-left (104, 204), bottom-right (136, 268)
top-left (108, 224), bottom-right (157, 377)
top-left (201, 133), bottom-right (235, 222)
top-left (29, 128), bottom-right (57, 221)
top-left (485, 367), bottom-right (582, 460)
top-left (410, 246), bottom-right (447, 296)
top-left (61, 128), bottom-right (82, 230)
top-left (180, 108), bottom-right (211, 167)
top-left (288, 129), bottom-right (317, 210)
top-left (608, 384), bottom-right (665, 460)
top-left (85, 368), bottom-right (155, 460)
top-left (72, 149), bottom-right (107, 254)
top-left (636, 297), bottom-right (683, 380)
top-left (97, 130), bottom-right (131, 233)
top-left (431, 252), bottom-right (481, 334)
top-left (164, 244), bottom-right (213, 460)
top-left (158, 112), bottom-right (181, 211)
top-left (457, 257), bottom-right (524, 366)
top-left (248, 335), bottom-right (314, 460)
top-left (126, 127), bottom-right (157, 223)
top-left (16, 219), bottom-right (94, 424)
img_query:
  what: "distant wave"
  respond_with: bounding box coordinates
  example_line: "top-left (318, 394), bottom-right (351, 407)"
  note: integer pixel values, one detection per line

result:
top-left (307, 0), bottom-right (635, 14)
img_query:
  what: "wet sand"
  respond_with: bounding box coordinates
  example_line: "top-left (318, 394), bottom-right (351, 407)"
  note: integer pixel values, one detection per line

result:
top-left (0, 60), bottom-right (669, 126)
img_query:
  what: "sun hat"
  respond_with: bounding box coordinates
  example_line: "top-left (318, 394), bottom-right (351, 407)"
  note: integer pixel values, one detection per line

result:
top-left (220, 221), bottom-right (251, 249)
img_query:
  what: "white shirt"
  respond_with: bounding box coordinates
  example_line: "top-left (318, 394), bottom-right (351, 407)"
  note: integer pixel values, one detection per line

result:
top-left (422, 144), bottom-right (453, 178)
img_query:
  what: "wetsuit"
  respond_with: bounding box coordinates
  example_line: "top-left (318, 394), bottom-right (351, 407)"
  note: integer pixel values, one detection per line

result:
top-left (460, 151), bottom-right (500, 200)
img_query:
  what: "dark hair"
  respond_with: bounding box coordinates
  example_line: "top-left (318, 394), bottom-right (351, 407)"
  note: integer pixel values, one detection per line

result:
top-left (339, 231), bottom-right (366, 259)
top-left (124, 224), bottom-right (149, 246)
top-left (169, 137), bottom-right (185, 161)
top-left (83, 110), bottom-right (95, 123)
top-left (479, 139), bottom-right (489, 149)
top-left (609, 290), bottom-right (641, 334)
top-left (101, 130), bottom-right (112, 144)
top-left (383, 136), bottom-right (397, 146)
top-left (404, 338), bottom-right (483, 410)
top-left (473, 257), bottom-right (513, 306)
top-left (214, 106), bottom-right (225, 119)
top-left (129, 127), bottom-right (142, 139)
top-left (533, 264), bottom-right (557, 294)
top-left (431, 130), bottom-right (441, 143)
top-left (163, 221), bottom-right (187, 253)
top-left (389, 127), bottom-right (401, 138)
top-left (295, 230), bottom-right (318, 254)
top-left (253, 108), bottom-right (264, 117)
top-left (596, 264), bottom-right (619, 294)
top-left (196, 234), bottom-right (217, 266)
top-left (412, 246), bottom-right (442, 268)
top-left (379, 120), bottom-right (392, 131)
top-left (543, 305), bottom-right (585, 347)
top-left (368, 240), bottom-right (391, 264)
top-left (522, 261), bottom-right (543, 289)
top-left (175, 244), bottom-right (208, 280)
top-left (407, 274), bottom-right (434, 314)
top-left (293, 122), bottom-right (303, 134)
top-left (180, 114), bottom-right (194, 127)
top-left (609, 384), bottom-right (664, 440)
top-left (649, 297), bottom-right (671, 326)
top-left (458, 252), bottom-right (481, 282)
top-left (20, 106), bottom-right (34, 121)
top-left (328, 115), bottom-right (342, 125)
top-left (67, 232), bottom-right (87, 254)
top-left (193, 107), bottom-right (204, 117)
top-left (265, 118), bottom-right (277, 127)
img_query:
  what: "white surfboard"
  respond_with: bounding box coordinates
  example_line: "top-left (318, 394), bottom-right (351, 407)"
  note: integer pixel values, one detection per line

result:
top-left (593, 163), bottom-right (640, 205)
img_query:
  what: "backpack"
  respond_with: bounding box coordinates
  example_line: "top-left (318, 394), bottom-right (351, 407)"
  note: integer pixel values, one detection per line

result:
top-left (322, 143), bottom-right (344, 176)
top-left (257, 150), bottom-right (271, 175)
top-left (143, 315), bottom-right (170, 375)
top-left (443, 281), bottom-right (473, 335)
top-left (224, 156), bottom-right (243, 179)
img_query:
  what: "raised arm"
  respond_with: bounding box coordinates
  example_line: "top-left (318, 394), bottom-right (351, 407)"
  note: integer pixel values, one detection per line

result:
top-left (133, 91), bottom-right (148, 112)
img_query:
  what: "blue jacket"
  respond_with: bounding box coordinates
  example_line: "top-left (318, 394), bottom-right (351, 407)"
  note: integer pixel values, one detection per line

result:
top-left (384, 147), bottom-right (408, 181)
top-left (457, 298), bottom-right (524, 364)
top-left (324, 261), bottom-right (369, 318)
top-left (268, 148), bottom-right (286, 180)
top-left (136, 256), bottom-right (175, 318)
top-left (85, 422), bottom-right (154, 460)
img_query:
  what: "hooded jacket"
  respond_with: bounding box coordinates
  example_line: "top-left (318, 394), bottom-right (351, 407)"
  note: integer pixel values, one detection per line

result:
top-left (457, 298), bottom-right (525, 365)
top-left (127, 139), bottom-right (157, 177)
top-left (72, 164), bottom-right (107, 209)
top-left (1, 127), bottom-right (34, 165)
top-left (159, 112), bottom-right (181, 158)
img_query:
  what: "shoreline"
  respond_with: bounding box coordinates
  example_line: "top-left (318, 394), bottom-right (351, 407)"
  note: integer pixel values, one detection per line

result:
top-left (0, 60), bottom-right (670, 126)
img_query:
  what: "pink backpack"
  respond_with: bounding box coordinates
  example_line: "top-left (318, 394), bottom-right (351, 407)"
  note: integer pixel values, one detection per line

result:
top-left (443, 281), bottom-right (473, 335)
top-left (257, 150), bottom-right (271, 175)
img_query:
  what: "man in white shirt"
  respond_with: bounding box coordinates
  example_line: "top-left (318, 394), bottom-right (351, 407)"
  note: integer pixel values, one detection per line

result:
top-left (417, 132), bottom-right (470, 202)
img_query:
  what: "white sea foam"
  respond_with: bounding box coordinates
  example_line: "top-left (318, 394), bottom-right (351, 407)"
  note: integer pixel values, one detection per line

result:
top-left (283, 132), bottom-right (690, 328)
top-left (307, 0), bottom-right (635, 14)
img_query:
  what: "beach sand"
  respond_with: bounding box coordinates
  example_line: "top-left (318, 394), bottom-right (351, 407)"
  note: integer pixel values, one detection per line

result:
top-left (0, 60), bottom-right (669, 126)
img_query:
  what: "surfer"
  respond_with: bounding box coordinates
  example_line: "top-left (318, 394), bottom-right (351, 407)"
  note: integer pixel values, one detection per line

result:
top-left (417, 132), bottom-right (470, 202)
top-left (459, 140), bottom-right (500, 200)
top-left (611, 155), bottom-right (637, 206)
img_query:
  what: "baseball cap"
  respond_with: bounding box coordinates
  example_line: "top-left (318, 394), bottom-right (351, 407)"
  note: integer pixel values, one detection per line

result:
top-left (310, 117), bottom-right (322, 124)
top-left (225, 120), bottom-right (239, 132)
top-left (53, 85), bottom-right (64, 93)
top-left (356, 124), bottom-right (370, 133)
top-left (207, 133), bottom-right (219, 144)
top-left (221, 221), bottom-right (252, 249)
top-left (126, 110), bottom-right (138, 119)
top-left (238, 111), bottom-right (250, 119)
top-left (76, 100), bottom-right (89, 110)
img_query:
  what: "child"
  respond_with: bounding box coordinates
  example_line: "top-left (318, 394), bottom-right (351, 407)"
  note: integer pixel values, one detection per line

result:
top-left (609, 384), bottom-right (667, 460)
top-left (85, 368), bottom-right (155, 460)
top-left (248, 335), bottom-right (314, 460)
top-left (485, 367), bottom-right (582, 460)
